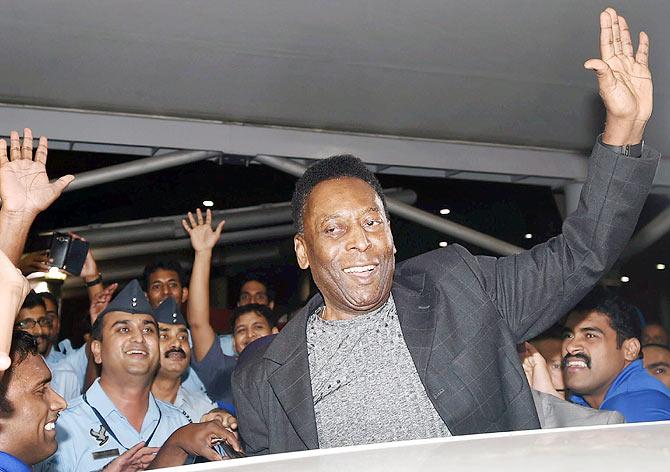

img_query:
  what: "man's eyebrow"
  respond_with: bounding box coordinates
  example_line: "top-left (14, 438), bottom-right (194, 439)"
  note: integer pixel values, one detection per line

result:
top-left (143, 319), bottom-right (158, 327)
top-left (580, 326), bottom-right (605, 335)
top-left (111, 319), bottom-right (130, 328)
top-left (647, 362), bottom-right (670, 369)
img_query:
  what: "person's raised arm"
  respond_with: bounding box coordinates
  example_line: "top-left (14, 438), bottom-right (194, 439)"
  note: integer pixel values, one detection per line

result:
top-left (182, 208), bottom-right (224, 362)
top-left (0, 129), bottom-right (74, 264)
top-left (0, 248), bottom-right (30, 375)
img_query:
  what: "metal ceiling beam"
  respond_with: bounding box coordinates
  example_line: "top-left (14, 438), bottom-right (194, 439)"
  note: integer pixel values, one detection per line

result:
top-left (49, 188), bottom-right (416, 246)
top-left (5, 104), bottom-right (669, 191)
top-left (254, 155), bottom-right (523, 256)
top-left (64, 149), bottom-right (221, 192)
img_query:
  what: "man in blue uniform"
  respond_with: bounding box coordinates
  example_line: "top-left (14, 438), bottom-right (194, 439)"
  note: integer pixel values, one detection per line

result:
top-left (565, 288), bottom-right (670, 422)
top-left (41, 280), bottom-right (192, 471)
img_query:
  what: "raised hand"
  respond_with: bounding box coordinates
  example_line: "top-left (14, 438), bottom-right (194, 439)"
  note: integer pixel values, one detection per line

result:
top-left (585, 8), bottom-right (651, 145)
top-left (0, 128), bottom-right (74, 216)
top-left (181, 208), bottom-right (225, 253)
top-left (89, 283), bottom-right (119, 324)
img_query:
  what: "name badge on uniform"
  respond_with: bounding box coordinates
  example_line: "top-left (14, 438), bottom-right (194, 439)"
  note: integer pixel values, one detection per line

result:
top-left (92, 448), bottom-right (120, 460)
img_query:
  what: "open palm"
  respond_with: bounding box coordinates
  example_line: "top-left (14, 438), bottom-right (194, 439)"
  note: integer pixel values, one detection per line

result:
top-left (0, 129), bottom-right (74, 215)
top-left (182, 208), bottom-right (225, 252)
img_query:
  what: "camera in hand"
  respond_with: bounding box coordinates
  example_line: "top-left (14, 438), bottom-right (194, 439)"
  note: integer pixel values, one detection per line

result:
top-left (46, 232), bottom-right (89, 276)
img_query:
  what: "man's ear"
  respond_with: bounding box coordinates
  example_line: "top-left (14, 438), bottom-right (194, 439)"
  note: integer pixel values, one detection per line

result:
top-left (91, 340), bottom-right (103, 365)
top-left (623, 337), bottom-right (641, 361)
top-left (181, 287), bottom-right (189, 303)
top-left (271, 327), bottom-right (279, 334)
top-left (268, 300), bottom-right (275, 310)
top-left (294, 234), bottom-right (310, 270)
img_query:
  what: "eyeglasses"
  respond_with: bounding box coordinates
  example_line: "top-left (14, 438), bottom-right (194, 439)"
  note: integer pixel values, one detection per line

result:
top-left (15, 318), bottom-right (52, 330)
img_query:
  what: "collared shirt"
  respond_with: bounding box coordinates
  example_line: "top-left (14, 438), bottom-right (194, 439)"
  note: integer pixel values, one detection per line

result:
top-left (571, 359), bottom-right (670, 422)
top-left (37, 379), bottom-right (188, 471)
top-left (63, 343), bottom-right (88, 385)
top-left (0, 451), bottom-right (30, 472)
top-left (43, 354), bottom-right (82, 402)
top-left (174, 386), bottom-right (216, 423)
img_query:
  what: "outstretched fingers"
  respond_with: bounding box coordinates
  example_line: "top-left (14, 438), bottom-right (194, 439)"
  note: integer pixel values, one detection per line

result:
top-left (599, 10), bottom-right (614, 60)
top-left (608, 8), bottom-right (623, 57)
top-left (196, 208), bottom-right (204, 225)
top-left (0, 139), bottom-right (7, 165)
top-left (35, 136), bottom-right (48, 165)
top-left (9, 131), bottom-right (20, 161)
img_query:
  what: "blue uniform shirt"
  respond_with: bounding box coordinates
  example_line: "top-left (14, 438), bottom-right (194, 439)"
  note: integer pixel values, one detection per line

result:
top-left (571, 359), bottom-right (670, 422)
top-left (174, 385), bottom-right (216, 423)
top-left (43, 353), bottom-right (82, 402)
top-left (38, 379), bottom-right (188, 471)
top-left (0, 451), bottom-right (30, 472)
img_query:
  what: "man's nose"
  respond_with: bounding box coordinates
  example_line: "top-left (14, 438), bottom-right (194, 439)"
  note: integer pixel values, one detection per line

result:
top-left (48, 387), bottom-right (67, 412)
top-left (347, 225), bottom-right (371, 252)
top-left (563, 337), bottom-right (582, 355)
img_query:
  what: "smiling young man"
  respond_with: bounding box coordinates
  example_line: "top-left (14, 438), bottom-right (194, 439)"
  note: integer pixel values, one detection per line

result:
top-left (563, 288), bottom-right (670, 422)
top-left (0, 331), bottom-right (67, 471)
top-left (233, 10), bottom-right (662, 454)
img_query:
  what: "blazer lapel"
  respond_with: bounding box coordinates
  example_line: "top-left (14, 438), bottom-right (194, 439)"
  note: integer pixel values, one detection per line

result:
top-left (393, 273), bottom-right (437, 384)
top-left (264, 296), bottom-right (322, 449)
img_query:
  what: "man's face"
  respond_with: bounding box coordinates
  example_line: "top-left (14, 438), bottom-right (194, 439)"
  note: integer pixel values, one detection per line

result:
top-left (233, 311), bottom-right (278, 354)
top-left (42, 298), bottom-right (60, 345)
top-left (238, 280), bottom-right (274, 309)
top-left (157, 322), bottom-right (191, 378)
top-left (91, 312), bottom-right (160, 380)
top-left (562, 311), bottom-right (637, 400)
top-left (641, 324), bottom-right (668, 346)
top-left (0, 354), bottom-right (66, 465)
top-left (146, 269), bottom-right (188, 308)
top-left (530, 338), bottom-right (565, 396)
top-left (642, 345), bottom-right (670, 389)
top-left (294, 177), bottom-right (396, 319)
top-left (15, 306), bottom-right (51, 355)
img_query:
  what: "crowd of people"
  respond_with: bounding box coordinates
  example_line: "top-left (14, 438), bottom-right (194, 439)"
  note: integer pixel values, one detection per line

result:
top-left (0, 7), bottom-right (669, 471)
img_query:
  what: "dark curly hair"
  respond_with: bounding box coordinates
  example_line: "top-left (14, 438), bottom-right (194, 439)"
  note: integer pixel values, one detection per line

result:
top-left (0, 331), bottom-right (39, 413)
top-left (571, 286), bottom-right (642, 349)
top-left (141, 260), bottom-right (188, 290)
top-left (291, 154), bottom-right (387, 233)
top-left (231, 304), bottom-right (276, 329)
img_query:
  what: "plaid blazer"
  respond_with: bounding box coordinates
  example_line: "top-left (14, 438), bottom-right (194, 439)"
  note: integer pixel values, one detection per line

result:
top-left (233, 141), bottom-right (659, 455)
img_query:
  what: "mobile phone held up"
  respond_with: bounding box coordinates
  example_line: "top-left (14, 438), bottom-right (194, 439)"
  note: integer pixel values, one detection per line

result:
top-left (48, 232), bottom-right (89, 276)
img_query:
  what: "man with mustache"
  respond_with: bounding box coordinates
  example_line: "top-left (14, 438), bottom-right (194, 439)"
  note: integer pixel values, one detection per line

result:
top-left (563, 288), bottom-right (670, 422)
top-left (233, 9), bottom-right (661, 453)
top-left (151, 297), bottom-right (237, 428)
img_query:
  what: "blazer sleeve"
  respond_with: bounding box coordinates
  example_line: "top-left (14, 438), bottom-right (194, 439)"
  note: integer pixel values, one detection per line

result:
top-left (232, 360), bottom-right (271, 456)
top-left (465, 140), bottom-right (659, 342)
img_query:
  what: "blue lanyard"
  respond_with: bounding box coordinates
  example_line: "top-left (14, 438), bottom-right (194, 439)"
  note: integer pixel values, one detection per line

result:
top-left (83, 393), bottom-right (162, 450)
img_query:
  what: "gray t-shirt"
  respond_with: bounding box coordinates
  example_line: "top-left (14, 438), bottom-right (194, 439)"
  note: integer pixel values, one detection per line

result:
top-left (307, 295), bottom-right (451, 448)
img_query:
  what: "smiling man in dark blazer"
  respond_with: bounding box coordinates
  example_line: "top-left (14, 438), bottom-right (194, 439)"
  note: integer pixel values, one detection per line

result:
top-left (233, 8), bottom-right (659, 454)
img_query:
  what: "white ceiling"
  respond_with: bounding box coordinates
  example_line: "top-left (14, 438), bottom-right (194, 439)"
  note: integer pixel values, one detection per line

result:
top-left (0, 0), bottom-right (668, 155)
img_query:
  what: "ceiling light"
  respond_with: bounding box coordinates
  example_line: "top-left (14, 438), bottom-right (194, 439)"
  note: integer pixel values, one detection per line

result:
top-left (656, 263), bottom-right (666, 270)
top-left (439, 208), bottom-right (451, 215)
top-left (439, 241), bottom-right (448, 248)
top-left (202, 200), bottom-right (214, 207)
top-left (524, 233), bottom-right (533, 239)
top-left (620, 276), bottom-right (630, 283)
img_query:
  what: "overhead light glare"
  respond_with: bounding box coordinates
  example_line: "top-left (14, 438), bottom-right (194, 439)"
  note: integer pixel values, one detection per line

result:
top-left (620, 276), bottom-right (630, 283)
top-left (202, 200), bottom-right (214, 207)
top-left (524, 233), bottom-right (533, 239)
top-left (439, 241), bottom-right (448, 248)
top-left (439, 208), bottom-right (451, 215)
top-left (656, 263), bottom-right (666, 270)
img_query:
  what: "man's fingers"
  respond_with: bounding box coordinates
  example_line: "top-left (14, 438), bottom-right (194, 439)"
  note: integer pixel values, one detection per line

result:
top-left (598, 10), bottom-right (614, 60)
top-left (51, 174), bottom-right (75, 195)
top-left (9, 131), bottom-right (21, 161)
top-left (205, 208), bottom-right (212, 225)
top-left (608, 8), bottom-right (623, 57)
top-left (635, 31), bottom-right (649, 66)
top-left (196, 207), bottom-right (204, 225)
top-left (124, 442), bottom-right (147, 457)
top-left (198, 446), bottom-right (223, 462)
top-left (584, 58), bottom-right (616, 91)
top-left (0, 139), bottom-right (7, 165)
top-left (21, 128), bottom-right (33, 160)
top-left (618, 16), bottom-right (634, 58)
top-left (35, 136), bottom-right (48, 165)
top-left (131, 446), bottom-right (159, 462)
